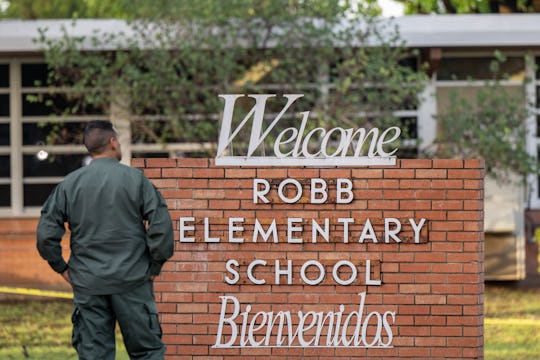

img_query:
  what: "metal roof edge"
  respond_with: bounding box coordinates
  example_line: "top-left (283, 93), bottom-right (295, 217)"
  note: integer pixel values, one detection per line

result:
top-left (2, 14), bottom-right (540, 52)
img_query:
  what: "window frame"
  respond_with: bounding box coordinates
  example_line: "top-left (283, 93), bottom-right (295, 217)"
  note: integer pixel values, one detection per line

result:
top-left (0, 57), bottom-right (218, 216)
top-left (0, 54), bottom-right (423, 216)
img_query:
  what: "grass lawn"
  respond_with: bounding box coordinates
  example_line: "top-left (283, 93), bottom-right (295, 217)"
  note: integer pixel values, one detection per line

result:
top-left (0, 300), bottom-right (128, 359)
top-left (484, 284), bottom-right (540, 360)
top-left (1, 285), bottom-right (540, 359)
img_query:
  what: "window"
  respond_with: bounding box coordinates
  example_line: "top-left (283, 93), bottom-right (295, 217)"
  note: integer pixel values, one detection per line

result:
top-left (24, 184), bottom-right (58, 207)
top-left (23, 154), bottom-right (86, 178)
top-left (0, 123), bottom-right (8, 146)
top-left (1, 58), bottom-right (217, 215)
top-left (0, 63), bottom-right (8, 143)
top-left (23, 122), bottom-right (85, 146)
top-left (0, 185), bottom-right (10, 207)
top-left (0, 95), bottom-right (8, 116)
top-left (438, 57), bottom-right (525, 81)
top-left (132, 152), bottom-right (169, 158)
top-left (0, 62), bottom-right (9, 209)
top-left (0, 156), bottom-right (9, 177)
top-left (0, 64), bottom-right (8, 87)
top-left (16, 60), bottom-right (90, 210)
top-left (534, 57), bottom-right (540, 204)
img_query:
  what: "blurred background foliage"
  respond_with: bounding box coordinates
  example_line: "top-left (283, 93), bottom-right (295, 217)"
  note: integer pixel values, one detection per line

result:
top-left (395, 0), bottom-right (540, 14)
top-left (20, 0), bottom-right (427, 157)
top-left (0, 0), bottom-right (537, 180)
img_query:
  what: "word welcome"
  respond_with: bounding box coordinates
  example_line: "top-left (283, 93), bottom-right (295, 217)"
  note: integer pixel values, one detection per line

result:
top-left (216, 94), bottom-right (400, 166)
top-left (214, 292), bottom-right (395, 348)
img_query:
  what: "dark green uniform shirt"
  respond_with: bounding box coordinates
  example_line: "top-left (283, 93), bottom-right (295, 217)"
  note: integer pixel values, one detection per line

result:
top-left (37, 157), bottom-right (174, 295)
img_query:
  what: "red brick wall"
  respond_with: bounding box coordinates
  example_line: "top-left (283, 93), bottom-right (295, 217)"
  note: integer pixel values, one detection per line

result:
top-left (135, 158), bottom-right (484, 360)
top-left (0, 218), bottom-right (71, 291)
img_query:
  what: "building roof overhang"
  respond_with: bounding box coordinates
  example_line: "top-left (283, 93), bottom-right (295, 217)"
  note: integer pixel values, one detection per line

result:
top-left (394, 14), bottom-right (540, 48)
top-left (1, 14), bottom-right (540, 53)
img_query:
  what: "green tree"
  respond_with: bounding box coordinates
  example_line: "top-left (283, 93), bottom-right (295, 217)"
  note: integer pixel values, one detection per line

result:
top-left (427, 52), bottom-right (537, 181)
top-left (393, 1), bottom-right (540, 182)
top-left (0, 0), bottom-right (135, 18)
top-left (397, 0), bottom-right (540, 14)
top-left (0, 0), bottom-right (382, 19)
top-left (37, 0), bottom-right (426, 156)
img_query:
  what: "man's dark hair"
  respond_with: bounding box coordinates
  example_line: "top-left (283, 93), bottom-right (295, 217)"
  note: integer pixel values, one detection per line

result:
top-left (83, 120), bottom-right (117, 155)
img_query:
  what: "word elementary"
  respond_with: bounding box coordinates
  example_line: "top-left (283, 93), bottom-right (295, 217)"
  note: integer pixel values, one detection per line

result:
top-left (179, 177), bottom-right (427, 244)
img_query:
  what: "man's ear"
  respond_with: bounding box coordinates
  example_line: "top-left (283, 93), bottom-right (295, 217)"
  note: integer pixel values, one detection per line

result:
top-left (109, 136), bottom-right (118, 150)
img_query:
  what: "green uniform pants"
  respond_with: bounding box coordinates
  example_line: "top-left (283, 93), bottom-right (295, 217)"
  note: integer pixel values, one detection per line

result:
top-left (72, 281), bottom-right (165, 360)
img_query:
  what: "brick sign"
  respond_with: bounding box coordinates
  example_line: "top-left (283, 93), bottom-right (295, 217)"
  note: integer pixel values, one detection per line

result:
top-left (135, 157), bottom-right (484, 359)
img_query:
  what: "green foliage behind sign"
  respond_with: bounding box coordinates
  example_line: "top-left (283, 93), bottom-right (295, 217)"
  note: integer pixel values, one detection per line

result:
top-left (430, 52), bottom-right (538, 182)
top-left (36, 0), bottom-right (426, 156)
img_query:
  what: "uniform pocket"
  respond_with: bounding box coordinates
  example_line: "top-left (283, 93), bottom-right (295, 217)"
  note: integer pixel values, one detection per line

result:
top-left (144, 302), bottom-right (163, 337)
top-left (71, 307), bottom-right (83, 350)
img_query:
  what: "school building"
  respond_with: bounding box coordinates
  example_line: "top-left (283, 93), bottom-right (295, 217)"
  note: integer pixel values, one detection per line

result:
top-left (0, 14), bottom-right (539, 291)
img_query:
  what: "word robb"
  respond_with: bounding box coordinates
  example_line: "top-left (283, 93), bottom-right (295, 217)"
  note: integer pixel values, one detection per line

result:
top-left (215, 94), bottom-right (401, 166)
top-left (254, 178), bottom-right (354, 204)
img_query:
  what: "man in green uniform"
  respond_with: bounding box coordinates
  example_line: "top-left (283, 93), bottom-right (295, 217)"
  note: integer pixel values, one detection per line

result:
top-left (37, 120), bottom-right (174, 360)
